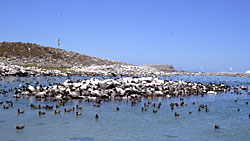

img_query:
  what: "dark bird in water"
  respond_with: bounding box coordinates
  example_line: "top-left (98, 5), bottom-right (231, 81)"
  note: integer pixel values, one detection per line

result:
top-left (116, 107), bottom-right (120, 111)
top-left (16, 125), bottom-right (25, 129)
top-left (192, 102), bottom-right (195, 105)
top-left (56, 105), bottom-right (60, 108)
top-left (64, 108), bottom-right (73, 112)
top-left (39, 111), bottom-right (46, 115)
top-left (234, 98), bottom-right (238, 102)
top-left (55, 110), bottom-right (61, 114)
top-left (31, 104), bottom-right (41, 109)
top-left (95, 114), bottom-right (99, 119)
top-left (18, 109), bottom-right (24, 114)
top-left (8, 102), bottom-right (13, 107)
top-left (153, 110), bottom-right (158, 113)
top-left (141, 107), bottom-right (147, 112)
top-left (76, 112), bottom-right (82, 116)
top-left (198, 108), bottom-right (201, 112)
top-left (3, 105), bottom-right (9, 109)
top-left (152, 103), bottom-right (156, 107)
top-left (215, 125), bottom-right (220, 129)
top-left (93, 104), bottom-right (100, 107)
top-left (205, 108), bottom-right (210, 112)
top-left (237, 108), bottom-right (240, 112)
top-left (245, 102), bottom-right (248, 105)
top-left (76, 105), bottom-right (82, 110)
top-left (189, 111), bottom-right (192, 114)
top-left (175, 112), bottom-right (180, 117)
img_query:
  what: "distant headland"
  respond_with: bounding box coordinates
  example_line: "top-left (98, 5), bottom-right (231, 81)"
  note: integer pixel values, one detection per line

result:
top-left (0, 41), bottom-right (249, 77)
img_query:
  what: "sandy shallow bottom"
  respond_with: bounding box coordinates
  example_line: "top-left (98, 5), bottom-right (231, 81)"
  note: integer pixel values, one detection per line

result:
top-left (0, 76), bottom-right (250, 141)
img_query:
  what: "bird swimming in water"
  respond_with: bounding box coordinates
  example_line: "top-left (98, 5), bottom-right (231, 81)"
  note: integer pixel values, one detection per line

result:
top-left (95, 114), bottom-right (99, 119)
top-left (18, 109), bottom-right (24, 114)
top-left (39, 111), bottom-right (46, 115)
top-left (116, 107), bottom-right (120, 111)
top-left (153, 110), bottom-right (158, 113)
top-left (76, 112), bottom-right (82, 116)
top-left (76, 105), bottom-right (82, 110)
top-left (16, 125), bottom-right (25, 129)
top-left (55, 110), bottom-right (61, 114)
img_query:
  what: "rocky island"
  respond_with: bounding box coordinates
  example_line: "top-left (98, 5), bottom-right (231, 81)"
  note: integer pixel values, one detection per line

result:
top-left (0, 41), bottom-right (249, 77)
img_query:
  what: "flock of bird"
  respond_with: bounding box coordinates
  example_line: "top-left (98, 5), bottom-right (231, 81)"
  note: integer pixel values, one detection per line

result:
top-left (1, 95), bottom-right (249, 130)
top-left (0, 77), bottom-right (250, 131)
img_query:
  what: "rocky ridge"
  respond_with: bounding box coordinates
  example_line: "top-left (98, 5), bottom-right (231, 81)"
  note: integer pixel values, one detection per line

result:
top-left (0, 41), bottom-right (176, 76)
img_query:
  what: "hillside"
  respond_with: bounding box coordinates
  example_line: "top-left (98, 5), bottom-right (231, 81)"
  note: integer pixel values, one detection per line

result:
top-left (0, 41), bottom-right (177, 76)
top-left (0, 41), bottom-right (126, 67)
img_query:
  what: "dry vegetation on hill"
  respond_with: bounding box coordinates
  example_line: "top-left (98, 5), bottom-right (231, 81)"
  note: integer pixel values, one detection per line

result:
top-left (0, 41), bottom-right (127, 67)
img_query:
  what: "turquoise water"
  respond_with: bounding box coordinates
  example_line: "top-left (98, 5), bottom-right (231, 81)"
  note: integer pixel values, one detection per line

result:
top-left (0, 76), bottom-right (250, 141)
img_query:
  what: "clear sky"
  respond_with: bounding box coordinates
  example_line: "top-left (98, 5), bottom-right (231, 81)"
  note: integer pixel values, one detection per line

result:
top-left (1, 0), bottom-right (250, 72)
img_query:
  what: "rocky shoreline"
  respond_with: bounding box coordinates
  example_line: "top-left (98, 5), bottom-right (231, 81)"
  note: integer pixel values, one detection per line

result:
top-left (1, 62), bottom-right (250, 77)
top-left (15, 77), bottom-right (248, 103)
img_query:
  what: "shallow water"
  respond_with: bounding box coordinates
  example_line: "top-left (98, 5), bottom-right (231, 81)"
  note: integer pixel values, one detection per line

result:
top-left (0, 76), bottom-right (250, 141)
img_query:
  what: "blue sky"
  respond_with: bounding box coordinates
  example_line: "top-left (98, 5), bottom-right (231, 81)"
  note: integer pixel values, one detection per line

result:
top-left (1, 0), bottom-right (250, 72)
